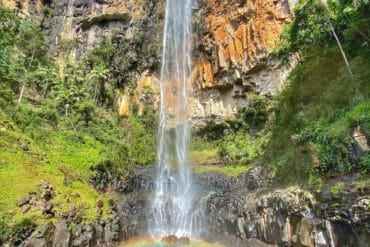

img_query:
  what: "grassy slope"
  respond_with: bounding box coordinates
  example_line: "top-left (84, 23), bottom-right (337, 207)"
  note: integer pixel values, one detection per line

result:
top-left (0, 112), bottom-right (109, 229)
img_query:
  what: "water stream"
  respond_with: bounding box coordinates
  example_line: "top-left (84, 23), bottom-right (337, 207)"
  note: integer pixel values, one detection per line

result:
top-left (148, 0), bottom-right (203, 239)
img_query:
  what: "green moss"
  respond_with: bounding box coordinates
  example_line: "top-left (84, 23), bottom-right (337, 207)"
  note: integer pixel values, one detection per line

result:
top-left (330, 182), bottom-right (345, 196)
top-left (189, 149), bottom-right (220, 166)
top-left (193, 164), bottom-right (252, 177)
top-left (353, 178), bottom-right (370, 190)
top-left (308, 175), bottom-right (323, 191)
top-left (0, 113), bottom-right (110, 231)
top-left (220, 165), bottom-right (253, 177)
top-left (189, 136), bottom-right (220, 166)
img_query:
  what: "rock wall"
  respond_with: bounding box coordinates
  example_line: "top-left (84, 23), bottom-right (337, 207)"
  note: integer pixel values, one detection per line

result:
top-left (189, 0), bottom-right (297, 126)
top-left (14, 166), bottom-right (368, 247)
top-left (1, 0), bottom-right (297, 125)
top-left (0, 0), bottom-right (42, 19)
top-left (193, 167), bottom-right (369, 247)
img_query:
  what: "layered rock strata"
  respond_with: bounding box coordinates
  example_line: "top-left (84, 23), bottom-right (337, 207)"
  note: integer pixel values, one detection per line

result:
top-left (188, 0), bottom-right (297, 126)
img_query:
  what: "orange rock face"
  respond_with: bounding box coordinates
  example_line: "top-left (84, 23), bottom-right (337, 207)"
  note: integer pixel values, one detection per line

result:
top-left (117, 71), bottom-right (159, 117)
top-left (193, 0), bottom-right (292, 91)
top-left (189, 0), bottom-right (296, 126)
top-left (1, 0), bottom-right (16, 10)
top-left (1, 0), bottom-right (42, 17)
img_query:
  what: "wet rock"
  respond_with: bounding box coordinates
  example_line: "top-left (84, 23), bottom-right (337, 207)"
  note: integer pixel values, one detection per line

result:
top-left (177, 237), bottom-right (190, 245)
top-left (161, 235), bottom-right (178, 245)
top-left (297, 217), bottom-right (315, 246)
top-left (44, 212), bottom-right (55, 219)
top-left (194, 171), bottom-right (238, 193)
top-left (325, 220), bottom-right (359, 247)
top-left (92, 167), bottom-right (155, 193)
top-left (353, 126), bottom-right (369, 152)
top-left (95, 225), bottom-right (104, 246)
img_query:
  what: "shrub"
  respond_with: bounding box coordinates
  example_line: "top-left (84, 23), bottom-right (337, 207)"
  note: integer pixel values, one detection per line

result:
top-left (0, 218), bottom-right (11, 242)
top-left (12, 219), bottom-right (36, 245)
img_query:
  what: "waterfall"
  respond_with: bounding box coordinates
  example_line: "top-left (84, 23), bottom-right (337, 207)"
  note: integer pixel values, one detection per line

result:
top-left (148, 0), bottom-right (202, 239)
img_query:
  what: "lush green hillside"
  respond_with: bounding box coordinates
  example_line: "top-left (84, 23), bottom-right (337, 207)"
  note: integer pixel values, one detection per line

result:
top-left (0, 7), bottom-right (157, 242)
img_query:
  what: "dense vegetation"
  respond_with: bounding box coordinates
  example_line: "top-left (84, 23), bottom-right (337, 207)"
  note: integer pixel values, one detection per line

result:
top-left (0, 7), bottom-right (157, 242)
top-left (267, 0), bottom-right (369, 186)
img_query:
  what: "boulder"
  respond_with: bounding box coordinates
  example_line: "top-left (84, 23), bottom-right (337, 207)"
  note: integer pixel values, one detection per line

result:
top-left (161, 235), bottom-right (178, 245)
top-left (18, 196), bottom-right (30, 207)
top-left (40, 189), bottom-right (53, 201)
top-left (37, 200), bottom-right (53, 214)
top-left (22, 222), bottom-right (55, 247)
top-left (53, 220), bottom-right (72, 247)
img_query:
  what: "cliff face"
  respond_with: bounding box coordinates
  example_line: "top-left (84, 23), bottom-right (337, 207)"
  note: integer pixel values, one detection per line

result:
top-left (0, 0), bottom-right (42, 18)
top-left (1, 0), bottom-right (295, 125)
top-left (189, 0), bottom-right (296, 126)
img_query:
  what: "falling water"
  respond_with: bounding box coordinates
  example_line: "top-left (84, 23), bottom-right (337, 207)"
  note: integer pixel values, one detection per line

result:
top-left (148, 0), bottom-right (202, 239)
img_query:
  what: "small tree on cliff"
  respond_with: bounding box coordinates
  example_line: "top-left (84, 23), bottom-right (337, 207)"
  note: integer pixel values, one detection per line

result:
top-left (87, 65), bottom-right (109, 106)
top-left (16, 19), bottom-right (49, 104)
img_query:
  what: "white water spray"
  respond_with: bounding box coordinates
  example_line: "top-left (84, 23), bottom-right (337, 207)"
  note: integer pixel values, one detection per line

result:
top-left (148, 0), bottom-right (203, 239)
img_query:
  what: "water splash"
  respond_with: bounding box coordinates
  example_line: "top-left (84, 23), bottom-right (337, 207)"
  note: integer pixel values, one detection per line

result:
top-left (148, 0), bottom-right (203, 239)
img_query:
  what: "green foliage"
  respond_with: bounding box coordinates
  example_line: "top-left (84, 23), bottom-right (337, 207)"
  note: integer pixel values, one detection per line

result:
top-left (42, 5), bottom-right (54, 18)
top-left (277, 0), bottom-right (370, 61)
top-left (0, 7), bottom-right (50, 105)
top-left (88, 36), bottom-right (117, 67)
top-left (58, 38), bottom-right (80, 52)
top-left (360, 154), bottom-right (370, 173)
top-left (330, 182), bottom-right (345, 195)
top-left (265, 52), bottom-right (370, 180)
top-left (12, 219), bottom-right (36, 244)
top-left (191, 95), bottom-right (271, 174)
top-left (87, 64), bottom-right (110, 105)
top-left (239, 93), bottom-right (269, 129)
top-left (308, 175), bottom-right (323, 191)
top-left (0, 6), bottom-right (159, 237)
top-left (0, 218), bottom-right (11, 242)
top-left (121, 113), bottom-right (158, 167)
top-left (353, 177), bottom-right (370, 190)
top-left (220, 131), bottom-right (259, 166)
top-left (264, 0), bottom-right (370, 184)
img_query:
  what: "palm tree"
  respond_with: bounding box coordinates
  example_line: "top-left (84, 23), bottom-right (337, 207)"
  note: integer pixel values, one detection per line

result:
top-left (87, 65), bottom-right (109, 105)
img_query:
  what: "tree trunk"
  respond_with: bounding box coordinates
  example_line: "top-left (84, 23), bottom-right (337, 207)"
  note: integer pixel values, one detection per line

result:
top-left (17, 49), bottom-right (36, 104)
